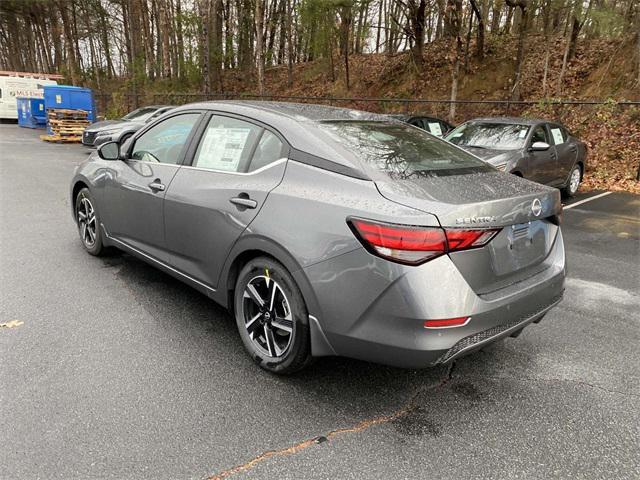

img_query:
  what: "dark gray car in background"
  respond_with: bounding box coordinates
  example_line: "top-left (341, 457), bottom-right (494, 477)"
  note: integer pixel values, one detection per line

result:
top-left (446, 117), bottom-right (587, 196)
top-left (388, 113), bottom-right (454, 137)
top-left (70, 102), bottom-right (565, 374)
top-left (82, 105), bottom-right (173, 147)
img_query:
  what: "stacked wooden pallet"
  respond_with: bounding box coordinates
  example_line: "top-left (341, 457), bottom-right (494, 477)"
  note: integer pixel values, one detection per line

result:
top-left (40, 109), bottom-right (90, 143)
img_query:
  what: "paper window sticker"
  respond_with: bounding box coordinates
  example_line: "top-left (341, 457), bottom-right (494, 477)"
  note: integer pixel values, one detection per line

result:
top-left (518, 129), bottom-right (527, 138)
top-left (196, 127), bottom-right (251, 172)
top-left (428, 122), bottom-right (443, 136)
top-left (551, 128), bottom-right (564, 145)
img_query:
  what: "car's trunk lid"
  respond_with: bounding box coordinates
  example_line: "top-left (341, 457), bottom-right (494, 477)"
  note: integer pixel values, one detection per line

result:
top-left (374, 170), bottom-right (562, 290)
top-left (375, 169), bottom-right (561, 228)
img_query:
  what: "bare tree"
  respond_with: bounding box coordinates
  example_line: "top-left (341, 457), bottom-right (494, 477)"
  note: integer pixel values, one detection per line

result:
top-left (448, 0), bottom-right (463, 120)
top-left (256, 0), bottom-right (265, 94)
top-left (505, 0), bottom-right (528, 101)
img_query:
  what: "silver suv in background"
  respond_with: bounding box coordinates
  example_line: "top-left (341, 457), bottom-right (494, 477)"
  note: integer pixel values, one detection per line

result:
top-left (82, 105), bottom-right (173, 147)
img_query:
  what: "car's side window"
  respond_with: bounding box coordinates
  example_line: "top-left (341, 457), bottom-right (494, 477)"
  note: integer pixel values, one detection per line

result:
top-left (549, 125), bottom-right (566, 145)
top-left (425, 120), bottom-right (444, 137)
top-left (531, 125), bottom-right (549, 145)
top-left (131, 113), bottom-right (200, 164)
top-left (192, 115), bottom-right (262, 173)
top-left (248, 130), bottom-right (286, 172)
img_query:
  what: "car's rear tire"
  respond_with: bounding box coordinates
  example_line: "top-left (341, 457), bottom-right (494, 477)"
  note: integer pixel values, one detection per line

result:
top-left (75, 188), bottom-right (105, 256)
top-left (562, 164), bottom-right (582, 197)
top-left (234, 256), bottom-right (312, 374)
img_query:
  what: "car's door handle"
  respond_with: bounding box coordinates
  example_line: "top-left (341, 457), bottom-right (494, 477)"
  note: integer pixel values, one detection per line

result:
top-left (230, 196), bottom-right (258, 209)
top-left (149, 180), bottom-right (165, 192)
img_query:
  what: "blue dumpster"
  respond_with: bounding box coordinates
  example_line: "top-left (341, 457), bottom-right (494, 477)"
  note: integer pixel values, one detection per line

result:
top-left (17, 97), bottom-right (47, 129)
top-left (43, 85), bottom-right (95, 135)
top-left (43, 85), bottom-right (95, 121)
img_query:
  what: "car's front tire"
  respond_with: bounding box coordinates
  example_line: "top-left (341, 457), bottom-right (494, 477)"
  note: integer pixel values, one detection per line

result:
top-left (562, 164), bottom-right (582, 197)
top-left (234, 256), bottom-right (312, 374)
top-left (75, 188), bottom-right (105, 256)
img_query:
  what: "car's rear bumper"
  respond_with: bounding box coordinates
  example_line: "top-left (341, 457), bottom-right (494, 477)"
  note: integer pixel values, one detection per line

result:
top-left (303, 229), bottom-right (566, 368)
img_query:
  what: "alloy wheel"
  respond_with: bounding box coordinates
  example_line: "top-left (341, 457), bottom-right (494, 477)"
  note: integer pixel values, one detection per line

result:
top-left (77, 196), bottom-right (97, 247)
top-left (569, 167), bottom-right (581, 194)
top-left (242, 275), bottom-right (294, 358)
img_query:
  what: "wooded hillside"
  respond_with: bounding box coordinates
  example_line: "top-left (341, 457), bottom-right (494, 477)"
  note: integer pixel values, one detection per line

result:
top-left (1, 0), bottom-right (638, 107)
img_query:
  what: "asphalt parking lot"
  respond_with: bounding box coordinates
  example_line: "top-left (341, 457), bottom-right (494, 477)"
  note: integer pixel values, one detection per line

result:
top-left (1, 123), bottom-right (639, 480)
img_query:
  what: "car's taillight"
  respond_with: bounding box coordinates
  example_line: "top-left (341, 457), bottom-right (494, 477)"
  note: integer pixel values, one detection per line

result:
top-left (424, 316), bottom-right (471, 328)
top-left (348, 218), bottom-right (500, 265)
top-left (445, 229), bottom-right (500, 250)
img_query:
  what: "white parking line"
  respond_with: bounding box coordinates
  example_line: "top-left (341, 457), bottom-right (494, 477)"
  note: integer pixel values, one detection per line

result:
top-left (563, 191), bottom-right (612, 210)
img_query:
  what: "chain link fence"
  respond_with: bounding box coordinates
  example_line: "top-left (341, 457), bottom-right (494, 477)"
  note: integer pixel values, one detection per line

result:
top-left (93, 92), bottom-right (640, 124)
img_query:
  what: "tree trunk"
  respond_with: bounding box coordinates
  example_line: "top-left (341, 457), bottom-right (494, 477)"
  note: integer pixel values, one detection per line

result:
top-left (286, 0), bottom-right (293, 87)
top-left (505, 0), bottom-right (528, 101)
top-left (340, 5), bottom-right (352, 90)
top-left (541, 0), bottom-right (551, 97)
top-left (464, 9), bottom-right (473, 72)
top-left (469, 0), bottom-right (485, 59)
top-left (448, 0), bottom-right (463, 121)
top-left (256, 0), bottom-right (265, 94)
top-left (212, 0), bottom-right (224, 92)
top-left (160, 0), bottom-right (171, 78)
top-left (636, 17), bottom-right (640, 87)
top-left (199, 0), bottom-right (210, 94)
top-left (409, 0), bottom-right (427, 70)
top-left (57, 0), bottom-right (79, 84)
top-left (490, 0), bottom-right (501, 34)
top-left (556, 23), bottom-right (571, 97)
top-left (97, 2), bottom-right (115, 78)
top-left (238, 0), bottom-right (254, 72)
top-left (176, 0), bottom-right (185, 78)
top-left (140, 0), bottom-right (155, 79)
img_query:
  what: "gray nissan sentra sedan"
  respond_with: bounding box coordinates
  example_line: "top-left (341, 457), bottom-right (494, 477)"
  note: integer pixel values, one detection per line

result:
top-left (446, 118), bottom-right (587, 197)
top-left (70, 102), bottom-right (566, 374)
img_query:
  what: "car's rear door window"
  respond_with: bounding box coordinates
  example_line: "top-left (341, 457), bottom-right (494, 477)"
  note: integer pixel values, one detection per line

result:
top-left (192, 115), bottom-right (262, 172)
top-left (248, 130), bottom-right (286, 172)
top-left (131, 113), bottom-right (200, 164)
top-left (549, 125), bottom-right (566, 145)
top-left (319, 120), bottom-right (491, 176)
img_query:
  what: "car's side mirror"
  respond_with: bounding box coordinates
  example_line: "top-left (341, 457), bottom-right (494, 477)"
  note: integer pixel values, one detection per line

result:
top-left (97, 141), bottom-right (121, 161)
top-left (529, 141), bottom-right (550, 152)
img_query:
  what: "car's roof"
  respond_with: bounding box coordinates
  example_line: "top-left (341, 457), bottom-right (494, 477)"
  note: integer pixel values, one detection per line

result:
top-left (176, 100), bottom-right (391, 122)
top-left (466, 117), bottom-right (548, 126)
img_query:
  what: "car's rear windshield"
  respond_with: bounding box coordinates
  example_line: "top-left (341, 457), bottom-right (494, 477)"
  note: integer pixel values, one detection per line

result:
top-left (122, 107), bottom-right (157, 121)
top-left (446, 122), bottom-right (530, 150)
top-left (319, 120), bottom-right (491, 177)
